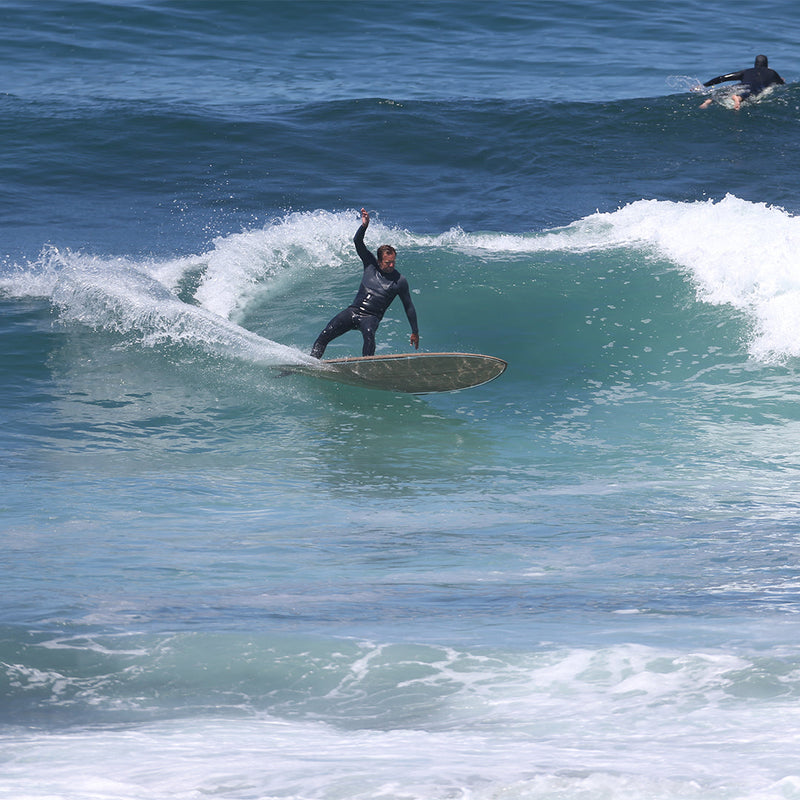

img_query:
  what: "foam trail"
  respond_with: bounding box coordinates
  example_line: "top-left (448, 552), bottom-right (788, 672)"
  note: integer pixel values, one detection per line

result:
top-left (189, 210), bottom-right (363, 320)
top-left (1, 246), bottom-right (312, 366)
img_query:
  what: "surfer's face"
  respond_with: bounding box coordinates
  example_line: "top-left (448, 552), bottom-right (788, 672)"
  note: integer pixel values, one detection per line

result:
top-left (378, 254), bottom-right (396, 272)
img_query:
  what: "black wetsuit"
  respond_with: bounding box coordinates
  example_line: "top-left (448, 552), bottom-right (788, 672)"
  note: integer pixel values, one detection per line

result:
top-left (704, 59), bottom-right (784, 100)
top-left (311, 224), bottom-right (419, 358)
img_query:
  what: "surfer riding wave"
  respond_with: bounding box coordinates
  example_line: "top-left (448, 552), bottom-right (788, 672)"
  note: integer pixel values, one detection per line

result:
top-left (311, 208), bottom-right (419, 358)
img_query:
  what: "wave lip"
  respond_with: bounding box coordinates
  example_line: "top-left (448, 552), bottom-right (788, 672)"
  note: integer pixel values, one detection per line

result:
top-left (572, 196), bottom-right (800, 361)
top-left (441, 195), bottom-right (800, 362)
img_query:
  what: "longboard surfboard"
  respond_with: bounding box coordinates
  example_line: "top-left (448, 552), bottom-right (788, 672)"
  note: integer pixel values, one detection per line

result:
top-left (282, 352), bottom-right (507, 394)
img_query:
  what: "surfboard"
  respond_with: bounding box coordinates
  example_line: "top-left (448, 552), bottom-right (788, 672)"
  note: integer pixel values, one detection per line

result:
top-left (282, 352), bottom-right (507, 394)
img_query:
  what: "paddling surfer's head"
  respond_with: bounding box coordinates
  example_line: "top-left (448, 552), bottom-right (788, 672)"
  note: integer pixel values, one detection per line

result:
top-left (755, 54), bottom-right (768, 68)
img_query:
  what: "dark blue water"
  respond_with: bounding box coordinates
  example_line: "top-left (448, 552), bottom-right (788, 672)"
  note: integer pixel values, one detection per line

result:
top-left (4, 2), bottom-right (800, 798)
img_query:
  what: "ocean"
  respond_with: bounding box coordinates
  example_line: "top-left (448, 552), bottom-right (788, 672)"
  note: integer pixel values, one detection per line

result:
top-left (3, 2), bottom-right (800, 798)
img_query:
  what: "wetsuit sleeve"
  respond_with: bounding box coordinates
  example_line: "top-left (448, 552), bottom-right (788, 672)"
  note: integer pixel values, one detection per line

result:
top-left (398, 278), bottom-right (419, 334)
top-left (353, 224), bottom-right (378, 269)
top-left (703, 70), bottom-right (744, 87)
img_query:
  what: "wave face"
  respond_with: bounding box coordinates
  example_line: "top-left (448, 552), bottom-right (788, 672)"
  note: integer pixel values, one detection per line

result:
top-left (4, 1), bottom-right (800, 799)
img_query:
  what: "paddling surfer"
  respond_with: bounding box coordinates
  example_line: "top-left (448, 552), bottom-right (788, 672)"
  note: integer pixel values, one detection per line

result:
top-left (699, 55), bottom-right (784, 110)
top-left (310, 208), bottom-right (419, 358)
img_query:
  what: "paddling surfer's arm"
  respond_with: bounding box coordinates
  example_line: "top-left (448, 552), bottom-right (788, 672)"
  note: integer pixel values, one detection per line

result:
top-left (703, 70), bottom-right (744, 87)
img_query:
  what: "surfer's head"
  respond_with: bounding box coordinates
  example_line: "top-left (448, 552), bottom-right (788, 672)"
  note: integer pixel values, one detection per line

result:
top-left (755, 55), bottom-right (768, 68)
top-left (376, 245), bottom-right (397, 272)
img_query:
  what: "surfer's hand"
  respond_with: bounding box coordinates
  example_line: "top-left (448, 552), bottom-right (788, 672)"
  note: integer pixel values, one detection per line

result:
top-left (360, 208), bottom-right (369, 227)
top-left (410, 333), bottom-right (419, 349)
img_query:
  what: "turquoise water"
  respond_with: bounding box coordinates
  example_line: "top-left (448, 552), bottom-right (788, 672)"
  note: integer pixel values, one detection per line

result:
top-left (4, 3), bottom-right (800, 799)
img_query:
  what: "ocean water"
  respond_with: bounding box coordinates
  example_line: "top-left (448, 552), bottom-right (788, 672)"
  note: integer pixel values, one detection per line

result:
top-left (4, 2), bottom-right (800, 799)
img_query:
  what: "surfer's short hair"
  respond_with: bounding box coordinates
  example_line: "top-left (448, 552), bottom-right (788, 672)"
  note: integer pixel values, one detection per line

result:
top-left (377, 245), bottom-right (396, 261)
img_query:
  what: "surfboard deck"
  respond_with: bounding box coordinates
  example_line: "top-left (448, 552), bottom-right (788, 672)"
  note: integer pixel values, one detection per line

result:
top-left (281, 352), bottom-right (507, 394)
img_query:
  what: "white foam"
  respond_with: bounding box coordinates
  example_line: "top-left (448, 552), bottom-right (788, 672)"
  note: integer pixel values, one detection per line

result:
top-left (442, 195), bottom-right (800, 361)
top-left (4, 638), bottom-right (800, 799)
top-left (190, 209), bottom-right (360, 320)
top-left (574, 196), bottom-right (800, 361)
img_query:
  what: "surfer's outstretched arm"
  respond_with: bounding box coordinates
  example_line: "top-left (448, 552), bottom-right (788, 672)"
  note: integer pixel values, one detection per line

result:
top-left (703, 71), bottom-right (743, 87)
top-left (398, 281), bottom-right (419, 350)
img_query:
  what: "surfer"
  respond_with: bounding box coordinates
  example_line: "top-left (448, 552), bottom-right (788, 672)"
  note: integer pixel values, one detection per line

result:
top-left (699, 55), bottom-right (784, 110)
top-left (310, 208), bottom-right (419, 358)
